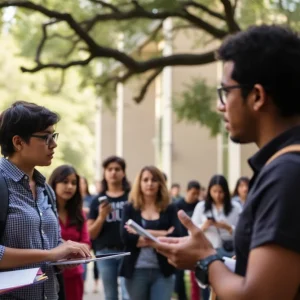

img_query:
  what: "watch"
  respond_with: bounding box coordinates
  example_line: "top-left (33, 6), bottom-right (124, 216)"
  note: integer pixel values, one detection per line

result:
top-left (195, 254), bottom-right (224, 288)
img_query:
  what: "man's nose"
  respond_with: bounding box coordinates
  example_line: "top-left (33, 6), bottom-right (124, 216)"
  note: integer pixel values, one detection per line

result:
top-left (217, 102), bottom-right (225, 112)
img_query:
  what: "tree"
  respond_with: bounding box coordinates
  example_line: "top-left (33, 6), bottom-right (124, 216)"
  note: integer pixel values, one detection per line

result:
top-left (0, 33), bottom-right (97, 181)
top-left (0, 0), bottom-right (299, 134)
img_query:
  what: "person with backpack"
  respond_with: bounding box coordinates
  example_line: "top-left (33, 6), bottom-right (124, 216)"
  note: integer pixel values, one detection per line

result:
top-left (0, 101), bottom-right (90, 300)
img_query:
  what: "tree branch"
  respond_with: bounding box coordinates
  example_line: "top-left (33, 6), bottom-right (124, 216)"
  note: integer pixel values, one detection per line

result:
top-left (136, 21), bottom-right (163, 54)
top-left (89, 0), bottom-right (120, 13)
top-left (134, 68), bottom-right (163, 103)
top-left (35, 19), bottom-right (60, 63)
top-left (180, 9), bottom-right (227, 38)
top-left (183, 1), bottom-right (226, 20)
top-left (84, 5), bottom-right (228, 39)
top-left (20, 56), bottom-right (95, 73)
top-left (233, 0), bottom-right (239, 13)
top-left (219, 0), bottom-right (240, 32)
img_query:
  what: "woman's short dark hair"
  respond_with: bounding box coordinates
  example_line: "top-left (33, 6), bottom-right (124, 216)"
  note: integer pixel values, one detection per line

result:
top-left (0, 101), bottom-right (60, 157)
top-left (48, 165), bottom-right (84, 230)
top-left (100, 156), bottom-right (130, 193)
top-left (217, 25), bottom-right (300, 117)
top-left (233, 176), bottom-right (250, 197)
top-left (205, 175), bottom-right (232, 216)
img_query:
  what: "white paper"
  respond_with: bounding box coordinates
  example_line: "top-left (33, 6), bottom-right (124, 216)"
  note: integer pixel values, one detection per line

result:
top-left (50, 252), bottom-right (131, 266)
top-left (0, 268), bottom-right (40, 290)
top-left (127, 219), bottom-right (160, 243)
top-left (223, 257), bottom-right (236, 272)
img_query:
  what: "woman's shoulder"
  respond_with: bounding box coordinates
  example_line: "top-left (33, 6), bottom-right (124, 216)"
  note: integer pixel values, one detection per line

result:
top-left (165, 203), bottom-right (178, 212)
top-left (230, 200), bottom-right (243, 213)
top-left (195, 200), bottom-right (206, 211)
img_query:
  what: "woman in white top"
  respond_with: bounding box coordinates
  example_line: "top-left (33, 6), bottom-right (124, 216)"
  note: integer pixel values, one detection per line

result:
top-left (192, 174), bottom-right (242, 257)
top-left (192, 175), bottom-right (241, 300)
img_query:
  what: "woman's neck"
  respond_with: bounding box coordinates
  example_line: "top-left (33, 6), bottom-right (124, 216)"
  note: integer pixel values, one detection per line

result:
top-left (239, 195), bottom-right (247, 203)
top-left (56, 197), bottom-right (67, 212)
top-left (8, 156), bottom-right (35, 180)
top-left (143, 196), bottom-right (156, 208)
top-left (213, 201), bottom-right (223, 210)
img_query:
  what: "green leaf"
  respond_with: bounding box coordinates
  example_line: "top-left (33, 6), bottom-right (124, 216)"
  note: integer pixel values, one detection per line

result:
top-left (173, 79), bottom-right (221, 136)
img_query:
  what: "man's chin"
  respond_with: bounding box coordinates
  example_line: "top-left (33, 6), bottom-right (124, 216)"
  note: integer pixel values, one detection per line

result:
top-left (229, 134), bottom-right (251, 144)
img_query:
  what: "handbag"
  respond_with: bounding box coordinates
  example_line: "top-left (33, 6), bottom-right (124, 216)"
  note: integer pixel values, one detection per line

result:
top-left (209, 209), bottom-right (234, 252)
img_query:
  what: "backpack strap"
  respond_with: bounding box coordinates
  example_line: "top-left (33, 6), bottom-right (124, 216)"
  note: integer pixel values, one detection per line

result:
top-left (44, 183), bottom-right (58, 218)
top-left (0, 172), bottom-right (9, 243)
top-left (266, 145), bottom-right (300, 165)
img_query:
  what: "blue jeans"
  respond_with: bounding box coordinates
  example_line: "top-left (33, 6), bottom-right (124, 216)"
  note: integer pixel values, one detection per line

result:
top-left (125, 268), bottom-right (174, 300)
top-left (96, 249), bottom-right (129, 300)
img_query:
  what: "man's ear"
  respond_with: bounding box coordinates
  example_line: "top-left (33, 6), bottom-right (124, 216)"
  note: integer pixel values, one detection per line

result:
top-left (252, 84), bottom-right (267, 112)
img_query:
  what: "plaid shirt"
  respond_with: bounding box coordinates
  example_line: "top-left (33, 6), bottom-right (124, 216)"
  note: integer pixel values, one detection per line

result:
top-left (0, 158), bottom-right (61, 300)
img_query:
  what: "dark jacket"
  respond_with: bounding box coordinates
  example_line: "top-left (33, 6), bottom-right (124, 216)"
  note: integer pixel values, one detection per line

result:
top-left (119, 202), bottom-right (181, 278)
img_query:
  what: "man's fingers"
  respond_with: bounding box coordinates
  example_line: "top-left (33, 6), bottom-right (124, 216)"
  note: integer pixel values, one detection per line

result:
top-left (178, 210), bottom-right (198, 235)
top-left (158, 237), bottom-right (181, 244)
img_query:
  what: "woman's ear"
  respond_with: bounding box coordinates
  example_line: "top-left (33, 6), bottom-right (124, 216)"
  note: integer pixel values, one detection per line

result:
top-left (12, 135), bottom-right (23, 152)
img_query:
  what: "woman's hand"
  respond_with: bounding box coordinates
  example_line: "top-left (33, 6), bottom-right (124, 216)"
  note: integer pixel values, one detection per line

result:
top-left (137, 237), bottom-right (150, 248)
top-left (47, 240), bottom-right (91, 262)
top-left (214, 221), bottom-right (233, 234)
top-left (124, 224), bottom-right (137, 235)
top-left (201, 219), bottom-right (214, 231)
top-left (167, 226), bottom-right (175, 235)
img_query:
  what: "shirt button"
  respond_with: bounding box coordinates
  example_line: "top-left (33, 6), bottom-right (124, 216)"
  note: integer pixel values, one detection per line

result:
top-left (24, 176), bottom-right (28, 180)
top-left (42, 230), bottom-right (45, 234)
top-left (40, 212), bottom-right (43, 216)
top-left (45, 296), bottom-right (48, 300)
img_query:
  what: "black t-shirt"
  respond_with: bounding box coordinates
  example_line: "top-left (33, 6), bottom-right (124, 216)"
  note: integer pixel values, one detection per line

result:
top-left (235, 126), bottom-right (300, 280)
top-left (175, 198), bottom-right (198, 236)
top-left (88, 192), bottom-right (128, 251)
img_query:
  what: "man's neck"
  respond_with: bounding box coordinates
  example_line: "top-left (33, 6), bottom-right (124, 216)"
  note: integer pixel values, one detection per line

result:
top-left (185, 197), bottom-right (197, 204)
top-left (256, 117), bottom-right (300, 148)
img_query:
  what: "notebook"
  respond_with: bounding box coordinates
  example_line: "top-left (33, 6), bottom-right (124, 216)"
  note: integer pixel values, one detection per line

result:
top-left (0, 268), bottom-right (48, 295)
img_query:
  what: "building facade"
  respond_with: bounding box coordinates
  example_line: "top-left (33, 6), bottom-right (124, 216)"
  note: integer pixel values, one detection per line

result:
top-left (94, 21), bottom-right (257, 192)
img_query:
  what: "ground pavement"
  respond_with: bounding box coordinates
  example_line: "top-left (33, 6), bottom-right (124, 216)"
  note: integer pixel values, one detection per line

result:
top-left (83, 263), bottom-right (104, 300)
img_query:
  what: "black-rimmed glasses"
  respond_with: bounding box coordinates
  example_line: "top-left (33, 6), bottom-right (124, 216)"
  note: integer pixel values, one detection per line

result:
top-left (217, 84), bottom-right (253, 105)
top-left (30, 132), bottom-right (59, 145)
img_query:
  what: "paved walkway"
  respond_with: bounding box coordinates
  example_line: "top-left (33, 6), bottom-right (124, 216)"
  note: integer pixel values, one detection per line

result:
top-left (83, 263), bottom-right (104, 300)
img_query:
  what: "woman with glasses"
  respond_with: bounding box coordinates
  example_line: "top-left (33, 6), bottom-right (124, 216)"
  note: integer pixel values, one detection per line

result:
top-left (0, 101), bottom-right (90, 300)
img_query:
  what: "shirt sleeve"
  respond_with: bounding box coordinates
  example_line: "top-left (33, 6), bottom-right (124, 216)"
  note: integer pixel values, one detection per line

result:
top-left (88, 196), bottom-right (99, 220)
top-left (0, 246), bottom-right (5, 261)
top-left (166, 204), bottom-right (181, 238)
top-left (192, 201), bottom-right (205, 228)
top-left (251, 157), bottom-right (300, 253)
top-left (120, 203), bottom-right (139, 247)
top-left (230, 202), bottom-right (242, 231)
